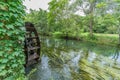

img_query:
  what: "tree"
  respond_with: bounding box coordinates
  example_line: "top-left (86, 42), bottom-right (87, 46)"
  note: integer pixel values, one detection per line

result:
top-left (114, 0), bottom-right (120, 44)
top-left (71, 0), bottom-right (99, 36)
top-left (25, 9), bottom-right (47, 34)
top-left (48, 0), bottom-right (70, 33)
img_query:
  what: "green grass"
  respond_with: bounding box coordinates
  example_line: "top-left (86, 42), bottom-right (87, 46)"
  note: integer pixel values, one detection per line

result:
top-left (94, 33), bottom-right (118, 38)
top-left (52, 32), bottom-right (64, 38)
top-left (80, 33), bottom-right (119, 46)
top-left (81, 33), bottom-right (118, 38)
top-left (51, 32), bottom-right (119, 46)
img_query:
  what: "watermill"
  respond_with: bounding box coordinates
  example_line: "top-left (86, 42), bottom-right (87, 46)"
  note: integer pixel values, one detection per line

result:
top-left (24, 22), bottom-right (40, 66)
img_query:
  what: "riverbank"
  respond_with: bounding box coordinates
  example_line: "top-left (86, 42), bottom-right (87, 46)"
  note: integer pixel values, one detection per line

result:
top-left (49, 32), bottom-right (119, 46)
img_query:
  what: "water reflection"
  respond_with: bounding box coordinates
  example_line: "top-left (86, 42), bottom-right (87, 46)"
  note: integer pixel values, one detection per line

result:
top-left (29, 36), bottom-right (120, 80)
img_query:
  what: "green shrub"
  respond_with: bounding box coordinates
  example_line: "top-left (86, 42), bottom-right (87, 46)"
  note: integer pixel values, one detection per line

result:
top-left (0, 0), bottom-right (26, 79)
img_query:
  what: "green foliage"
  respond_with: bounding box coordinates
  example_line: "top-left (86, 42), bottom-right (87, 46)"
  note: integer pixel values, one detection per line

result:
top-left (96, 2), bottom-right (107, 8)
top-left (25, 9), bottom-right (47, 34)
top-left (25, 0), bottom-right (120, 45)
top-left (80, 33), bottom-right (118, 46)
top-left (0, 0), bottom-right (25, 80)
top-left (48, 0), bottom-right (70, 32)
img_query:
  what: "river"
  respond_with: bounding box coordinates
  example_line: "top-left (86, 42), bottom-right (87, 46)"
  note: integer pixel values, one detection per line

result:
top-left (27, 36), bottom-right (120, 80)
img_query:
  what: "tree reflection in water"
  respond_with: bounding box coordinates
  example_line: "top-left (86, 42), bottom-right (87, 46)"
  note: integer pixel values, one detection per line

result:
top-left (28, 36), bottom-right (120, 80)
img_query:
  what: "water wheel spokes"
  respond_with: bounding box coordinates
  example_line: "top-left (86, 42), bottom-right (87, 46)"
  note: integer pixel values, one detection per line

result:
top-left (24, 22), bottom-right (40, 66)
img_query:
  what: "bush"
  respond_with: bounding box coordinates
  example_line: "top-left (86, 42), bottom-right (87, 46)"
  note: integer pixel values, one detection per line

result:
top-left (0, 1), bottom-right (26, 79)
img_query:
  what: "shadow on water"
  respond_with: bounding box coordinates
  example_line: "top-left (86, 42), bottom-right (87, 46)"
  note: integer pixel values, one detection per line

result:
top-left (27, 36), bottom-right (120, 80)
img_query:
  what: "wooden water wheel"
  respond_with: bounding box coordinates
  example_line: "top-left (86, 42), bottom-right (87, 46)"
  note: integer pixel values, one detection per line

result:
top-left (24, 22), bottom-right (40, 66)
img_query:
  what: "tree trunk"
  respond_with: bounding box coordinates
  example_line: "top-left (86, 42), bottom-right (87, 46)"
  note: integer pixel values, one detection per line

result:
top-left (88, 1), bottom-right (95, 37)
top-left (89, 18), bottom-right (93, 36)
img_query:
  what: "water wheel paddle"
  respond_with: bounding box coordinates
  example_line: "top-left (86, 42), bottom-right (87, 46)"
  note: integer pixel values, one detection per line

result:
top-left (24, 22), bottom-right (40, 66)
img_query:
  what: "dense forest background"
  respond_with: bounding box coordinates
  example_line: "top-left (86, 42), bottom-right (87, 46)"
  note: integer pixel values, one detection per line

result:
top-left (25, 0), bottom-right (120, 45)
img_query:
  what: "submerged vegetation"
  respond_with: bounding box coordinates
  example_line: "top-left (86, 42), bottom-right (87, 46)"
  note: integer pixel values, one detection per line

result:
top-left (29, 36), bottom-right (120, 80)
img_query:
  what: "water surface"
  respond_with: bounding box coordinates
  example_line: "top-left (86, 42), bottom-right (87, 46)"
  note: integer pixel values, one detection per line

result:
top-left (28, 36), bottom-right (120, 80)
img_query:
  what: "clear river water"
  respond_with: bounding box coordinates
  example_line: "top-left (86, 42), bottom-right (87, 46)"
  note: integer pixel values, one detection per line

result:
top-left (27, 36), bottom-right (120, 80)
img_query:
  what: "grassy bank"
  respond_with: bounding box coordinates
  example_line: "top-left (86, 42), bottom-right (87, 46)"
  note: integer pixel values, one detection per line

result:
top-left (51, 32), bottom-right (119, 46)
top-left (82, 33), bottom-right (118, 46)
